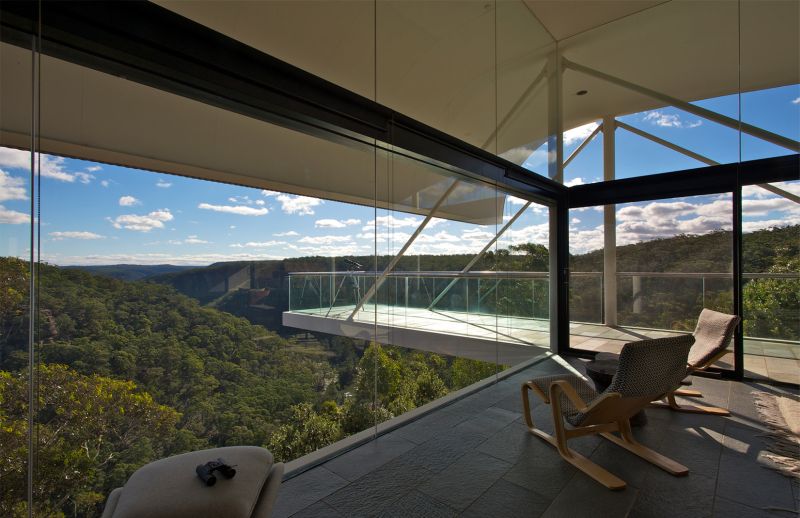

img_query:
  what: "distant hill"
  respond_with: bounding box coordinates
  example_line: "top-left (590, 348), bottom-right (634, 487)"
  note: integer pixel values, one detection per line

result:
top-left (65, 263), bottom-right (194, 281)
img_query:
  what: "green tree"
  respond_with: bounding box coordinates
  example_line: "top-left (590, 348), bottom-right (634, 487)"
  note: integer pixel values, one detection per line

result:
top-left (0, 364), bottom-right (180, 517)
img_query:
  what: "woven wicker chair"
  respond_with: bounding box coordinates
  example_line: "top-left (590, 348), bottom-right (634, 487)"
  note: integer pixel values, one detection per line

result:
top-left (521, 335), bottom-right (694, 490)
top-left (598, 309), bottom-right (740, 415)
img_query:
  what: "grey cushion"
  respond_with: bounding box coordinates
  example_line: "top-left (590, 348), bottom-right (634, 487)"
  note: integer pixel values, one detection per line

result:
top-left (108, 446), bottom-right (276, 518)
top-left (528, 373), bottom-right (598, 426)
top-left (689, 308), bottom-right (740, 368)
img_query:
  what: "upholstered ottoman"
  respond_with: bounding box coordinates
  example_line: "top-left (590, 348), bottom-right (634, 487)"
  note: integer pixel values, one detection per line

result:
top-left (101, 446), bottom-right (283, 518)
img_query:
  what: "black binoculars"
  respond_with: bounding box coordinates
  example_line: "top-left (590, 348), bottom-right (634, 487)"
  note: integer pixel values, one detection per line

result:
top-left (195, 458), bottom-right (237, 486)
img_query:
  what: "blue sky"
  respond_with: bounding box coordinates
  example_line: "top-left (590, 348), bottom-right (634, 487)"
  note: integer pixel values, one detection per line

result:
top-left (0, 86), bottom-right (798, 266)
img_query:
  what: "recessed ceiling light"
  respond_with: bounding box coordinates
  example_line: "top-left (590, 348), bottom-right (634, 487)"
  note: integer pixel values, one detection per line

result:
top-left (576, 90), bottom-right (588, 96)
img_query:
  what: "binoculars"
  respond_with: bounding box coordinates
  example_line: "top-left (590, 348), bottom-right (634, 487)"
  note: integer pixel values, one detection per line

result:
top-left (196, 458), bottom-right (237, 486)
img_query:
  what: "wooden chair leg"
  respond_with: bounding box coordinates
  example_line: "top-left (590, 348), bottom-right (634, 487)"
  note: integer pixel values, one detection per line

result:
top-left (650, 392), bottom-right (730, 416)
top-left (521, 383), bottom-right (626, 490)
top-left (601, 420), bottom-right (688, 477)
top-left (673, 388), bottom-right (703, 398)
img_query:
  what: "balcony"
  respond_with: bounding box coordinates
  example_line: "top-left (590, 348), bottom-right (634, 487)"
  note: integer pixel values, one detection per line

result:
top-left (284, 270), bottom-right (799, 384)
top-left (272, 354), bottom-right (798, 517)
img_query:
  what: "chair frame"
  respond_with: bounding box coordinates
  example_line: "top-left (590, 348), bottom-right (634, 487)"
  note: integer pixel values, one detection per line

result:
top-left (521, 379), bottom-right (688, 490)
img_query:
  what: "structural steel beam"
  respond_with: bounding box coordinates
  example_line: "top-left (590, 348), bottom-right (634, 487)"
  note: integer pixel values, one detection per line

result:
top-left (428, 200), bottom-right (534, 310)
top-left (563, 122), bottom-right (603, 169)
top-left (564, 58), bottom-right (800, 153)
top-left (348, 180), bottom-right (461, 319)
top-left (618, 121), bottom-right (800, 204)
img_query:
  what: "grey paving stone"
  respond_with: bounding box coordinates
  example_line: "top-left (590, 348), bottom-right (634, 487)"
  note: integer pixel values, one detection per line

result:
top-left (273, 467), bottom-right (349, 518)
top-left (629, 471), bottom-right (716, 518)
top-left (476, 420), bottom-right (538, 464)
top-left (289, 500), bottom-right (343, 518)
top-left (417, 451), bottom-right (511, 511)
top-left (323, 454), bottom-right (434, 518)
top-left (587, 441), bottom-right (654, 489)
top-left (375, 490), bottom-right (457, 518)
top-left (323, 433), bottom-right (417, 482)
top-left (461, 478), bottom-right (550, 518)
top-left (716, 426), bottom-right (796, 511)
top-left (539, 471), bottom-right (638, 518)
top-left (656, 426), bottom-right (723, 478)
top-left (454, 407), bottom-right (520, 438)
top-left (398, 428), bottom-right (487, 473)
top-left (394, 409), bottom-right (470, 445)
top-left (712, 496), bottom-right (791, 518)
top-left (501, 440), bottom-right (577, 500)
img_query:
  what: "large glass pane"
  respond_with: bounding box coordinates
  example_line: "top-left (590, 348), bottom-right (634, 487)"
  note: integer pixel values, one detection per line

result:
top-left (0, 21), bottom-right (38, 515)
top-left (741, 181), bottom-right (800, 384)
top-left (0, 37), bottom-right (33, 516)
top-left (34, 45), bottom-right (388, 513)
top-left (571, 194), bottom-right (734, 372)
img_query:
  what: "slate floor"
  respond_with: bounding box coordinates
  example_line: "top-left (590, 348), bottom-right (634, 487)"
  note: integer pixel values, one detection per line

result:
top-left (273, 356), bottom-right (799, 518)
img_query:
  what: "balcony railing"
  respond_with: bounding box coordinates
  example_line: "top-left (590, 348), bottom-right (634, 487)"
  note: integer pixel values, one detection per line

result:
top-left (287, 270), bottom-right (799, 344)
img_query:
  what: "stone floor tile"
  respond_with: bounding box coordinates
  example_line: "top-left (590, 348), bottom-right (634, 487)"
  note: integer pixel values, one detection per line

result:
top-left (539, 471), bottom-right (638, 518)
top-left (323, 455), bottom-right (434, 517)
top-left (629, 471), bottom-right (716, 518)
top-left (460, 479), bottom-right (550, 518)
top-left (393, 410), bottom-right (470, 445)
top-left (398, 429), bottom-right (487, 473)
top-left (375, 490), bottom-right (457, 518)
top-left (711, 496), bottom-right (791, 518)
top-left (417, 452), bottom-right (511, 511)
top-left (273, 467), bottom-right (349, 518)
top-left (289, 500), bottom-right (343, 518)
top-left (323, 433), bottom-right (417, 482)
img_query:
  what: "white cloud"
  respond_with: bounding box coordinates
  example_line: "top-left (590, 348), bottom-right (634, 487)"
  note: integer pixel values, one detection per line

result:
top-left (564, 122), bottom-right (600, 146)
top-left (49, 231), bottom-right (104, 240)
top-left (0, 170), bottom-right (27, 202)
top-left (100, 180), bottom-right (110, 188)
top-left (315, 218), bottom-right (361, 228)
top-left (156, 180), bottom-right (172, 188)
top-left (255, 199), bottom-right (266, 206)
top-left (109, 209), bottom-right (173, 232)
top-left (364, 215), bottom-right (422, 231)
top-left (792, 97), bottom-right (800, 105)
top-left (276, 194), bottom-right (321, 215)
top-left (119, 195), bottom-right (141, 206)
top-left (86, 166), bottom-right (102, 172)
top-left (0, 147), bottom-right (89, 182)
top-left (565, 177), bottom-right (585, 187)
top-left (261, 190), bottom-right (280, 197)
top-left (274, 230), bottom-right (299, 237)
top-left (298, 235), bottom-right (353, 245)
top-left (507, 195), bottom-right (528, 206)
top-left (643, 111), bottom-right (703, 129)
top-left (184, 235), bottom-right (209, 244)
top-left (0, 205), bottom-right (29, 224)
top-left (198, 203), bottom-right (269, 216)
top-left (44, 251), bottom-right (285, 266)
top-left (230, 240), bottom-right (285, 248)
top-left (571, 218), bottom-right (581, 224)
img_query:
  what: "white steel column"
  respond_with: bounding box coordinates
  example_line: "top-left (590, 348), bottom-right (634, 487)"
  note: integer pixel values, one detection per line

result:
top-left (603, 116), bottom-right (617, 326)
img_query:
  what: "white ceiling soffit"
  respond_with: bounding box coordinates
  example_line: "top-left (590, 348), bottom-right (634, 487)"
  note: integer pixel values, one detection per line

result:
top-left (0, 43), bottom-right (504, 225)
top-left (523, 0), bottom-right (667, 41)
top-left (155, 0), bottom-right (798, 163)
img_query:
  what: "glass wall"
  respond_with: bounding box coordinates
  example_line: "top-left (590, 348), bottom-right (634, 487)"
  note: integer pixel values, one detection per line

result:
top-left (741, 181), bottom-right (800, 384)
top-left (570, 194), bottom-right (734, 368)
top-left (0, 39), bottom-right (33, 518)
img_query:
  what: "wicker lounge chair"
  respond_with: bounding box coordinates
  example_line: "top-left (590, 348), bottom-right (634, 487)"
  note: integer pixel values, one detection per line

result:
top-left (521, 335), bottom-right (695, 490)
